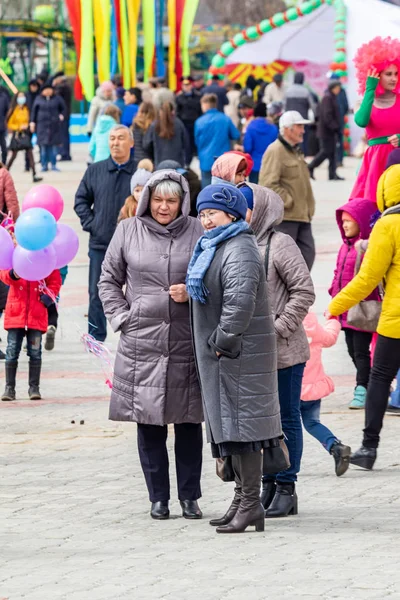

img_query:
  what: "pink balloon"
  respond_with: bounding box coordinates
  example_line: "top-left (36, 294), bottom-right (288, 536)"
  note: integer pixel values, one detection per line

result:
top-left (13, 245), bottom-right (56, 282)
top-left (23, 185), bottom-right (64, 221)
top-left (51, 224), bottom-right (79, 268)
top-left (0, 227), bottom-right (14, 270)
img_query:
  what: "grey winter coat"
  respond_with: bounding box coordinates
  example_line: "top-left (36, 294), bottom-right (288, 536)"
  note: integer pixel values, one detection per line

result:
top-left (191, 229), bottom-right (281, 445)
top-left (98, 170), bottom-right (204, 425)
top-left (247, 183), bottom-right (315, 369)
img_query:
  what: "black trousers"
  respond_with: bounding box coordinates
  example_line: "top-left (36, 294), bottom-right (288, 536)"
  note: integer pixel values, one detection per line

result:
top-left (60, 117), bottom-right (71, 160)
top-left (275, 221), bottom-right (315, 271)
top-left (0, 131), bottom-right (7, 164)
top-left (363, 335), bottom-right (400, 449)
top-left (137, 422), bottom-right (203, 503)
top-left (343, 328), bottom-right (372, 389)
top-left (308, 135), bottom-right (337, 179)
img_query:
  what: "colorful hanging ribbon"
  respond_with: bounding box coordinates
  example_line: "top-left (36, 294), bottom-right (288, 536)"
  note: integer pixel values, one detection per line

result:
top-left (65, 0), bottom-right (83, 100)
top-left (119, 0), bottom-right (131, 87)
top-left (110, 1), bottom-right (118, 79)
top-left (78, 0), bottom-right (95, 101)
top-left (180, 0), bottom-right (199, 77)
top-left (175, 0), bottom-right (185, 89)
top-left (93, 0), bottom-right (110, 83)
top-left (168, 0), bottom-right (177, 91)
top-left (127, 0), bottom-right (141, 85)
top-left (142, 0), bottom-right (156, 81)
top-left (155, 0), bottom-right (165, 78)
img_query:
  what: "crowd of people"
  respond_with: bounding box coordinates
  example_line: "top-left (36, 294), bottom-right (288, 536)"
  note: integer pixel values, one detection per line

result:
top-left (1, 35), bottom-right (400, 534)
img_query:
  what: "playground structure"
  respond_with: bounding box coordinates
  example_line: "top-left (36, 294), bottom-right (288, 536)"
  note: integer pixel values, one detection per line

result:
top-left (0, 2), bottom-right (73, 89)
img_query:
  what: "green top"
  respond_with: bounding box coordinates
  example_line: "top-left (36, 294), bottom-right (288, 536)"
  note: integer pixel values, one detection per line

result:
top-left (355, 76), bottom-right (379, 128)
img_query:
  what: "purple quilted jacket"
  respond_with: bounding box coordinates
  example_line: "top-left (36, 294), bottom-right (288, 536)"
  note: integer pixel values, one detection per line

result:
top-left (329, 197), bottom-right (381, 331)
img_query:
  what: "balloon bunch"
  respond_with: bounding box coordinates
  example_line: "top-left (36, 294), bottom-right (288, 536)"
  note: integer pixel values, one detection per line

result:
top-left (80, 333), bottom-right (114, 389)
top-left (0, 184), bottom-right (79, 281)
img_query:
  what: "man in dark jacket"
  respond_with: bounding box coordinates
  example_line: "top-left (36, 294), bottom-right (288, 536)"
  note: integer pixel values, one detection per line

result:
top-left (52, 72), bottom-right (72, 161)
top-left (74, 125), bottom-right (135, 341)
top-left (308, 80), bottom-right (343, 181)
top-left (284, 72), bottom-right (317, 155)
top-left (329, 74), bottom-right (349, 166)
top-left (201, 75), bottom-right (229, 112)
top-left (175, 77), bottom-right (202, 163)
top-left (0, 86), bottom-right (10, 164)
top-left (30, 84), bottom-right (66, 171)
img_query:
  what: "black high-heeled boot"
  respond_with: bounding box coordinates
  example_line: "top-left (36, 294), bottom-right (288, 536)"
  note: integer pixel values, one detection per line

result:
top-left (350, 446), bottom-right (377, 470)
top-left (265, 483), bottom-right (298, 518)
top-left (216, 452), bottom-right (264, 534)
top-left (260, 480), bottom-right (276, 510)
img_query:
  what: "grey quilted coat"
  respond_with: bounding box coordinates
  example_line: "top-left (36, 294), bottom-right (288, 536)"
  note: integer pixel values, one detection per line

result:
top-left (98, 170), bottom-right (204, 425)
top-left (190, 229), bottom-right (281, 445)
top-left (246, 183), bottom-right (315, 369)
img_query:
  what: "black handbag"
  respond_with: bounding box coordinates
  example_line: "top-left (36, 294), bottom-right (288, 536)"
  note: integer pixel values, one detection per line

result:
top-left (216, 456), bottom-right (235, 482)
top-left (9, 131), bottom-right (32, 152)
top-left (262, 437), bottom-right (290, 474)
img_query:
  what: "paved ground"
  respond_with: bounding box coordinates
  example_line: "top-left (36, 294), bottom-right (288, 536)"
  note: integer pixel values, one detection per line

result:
top-left (1, 149), bottom-right (400, 600)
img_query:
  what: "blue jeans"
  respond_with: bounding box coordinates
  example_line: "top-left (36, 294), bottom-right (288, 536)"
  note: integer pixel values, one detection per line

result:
top-left (264, 363), bottom-right (305, 483)
top-left (40, 145), bottom-right (57, 169)
top-left (201, 171), bottom-right (212, 189)
top-left (88, 248), bottom-right (107, 341)
top-left (6, 328), bottom-right (42, 363)
top-left (300, 400), bottom-right (337, 452)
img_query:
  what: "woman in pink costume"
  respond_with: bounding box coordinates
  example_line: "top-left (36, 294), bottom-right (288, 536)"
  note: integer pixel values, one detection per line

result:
top-left (351, 36), bottom-right (400, 202)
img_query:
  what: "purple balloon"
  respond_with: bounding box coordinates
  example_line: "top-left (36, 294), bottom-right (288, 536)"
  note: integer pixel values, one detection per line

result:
top-left (51, 224), bottom-right (79, 268)
top-left (13, 245), bottom-right (56, 282)
top-left (0, 227), bottom-right (14, 270)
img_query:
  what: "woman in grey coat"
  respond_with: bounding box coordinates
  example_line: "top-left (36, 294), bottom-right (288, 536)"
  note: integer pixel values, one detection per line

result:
top-left (242, 182), bottom-right (315, 518)
top-left (98, 170), bottom-right (204, 521)
top-left (187, 184), bottom-right (282, 534)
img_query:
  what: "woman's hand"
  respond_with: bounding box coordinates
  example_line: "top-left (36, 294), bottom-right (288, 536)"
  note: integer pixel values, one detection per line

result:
top-left (169, 284), bottom-right (188, 303)
top-left (367, 67), bottom-right (380, 80)
top-left (324, 310), bottom-right (336, 320)
top-left (388, 134), bottom-right (400, 147)
top-left (216, 351), bottom-right (221, 357)
top-left (29, 122), bottom-right (35, 133)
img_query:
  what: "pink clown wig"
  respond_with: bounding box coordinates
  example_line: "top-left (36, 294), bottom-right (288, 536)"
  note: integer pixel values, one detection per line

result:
top-left (354, 36), bottom-right (400, 96)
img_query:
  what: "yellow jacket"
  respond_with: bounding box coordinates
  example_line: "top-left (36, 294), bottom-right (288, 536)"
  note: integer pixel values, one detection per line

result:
top-left (329, 165), bottom-right (400, 338)
top-left (7, 106), bottom-right (29, 132)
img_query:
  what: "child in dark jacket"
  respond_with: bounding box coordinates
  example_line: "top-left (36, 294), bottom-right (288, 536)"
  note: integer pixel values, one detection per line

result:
top-left (0, 268), bottom-right (61, 401)
top-left (329, 197), bottom-right (380, 410)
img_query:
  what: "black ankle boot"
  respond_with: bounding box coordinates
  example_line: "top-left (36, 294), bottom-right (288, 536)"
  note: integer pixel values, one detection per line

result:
top-left (180, 500), bottom-right (202, 519)
top-left (28, 360), bottom-right (42, 400)
top-left (216, 452), bottom-right (264, 534)
top-left (1, 361), bottom-right (17, 401)
top-left (330, 442), bottom-right (351, 477)
top-left (265, 483), bottom-right (298, 518)
top-left (260, 480), bottom-right (276, 510)
top-left (350, 446), bottom-right (376, 470)
top-left (150, 501), bottom-right (170, 520)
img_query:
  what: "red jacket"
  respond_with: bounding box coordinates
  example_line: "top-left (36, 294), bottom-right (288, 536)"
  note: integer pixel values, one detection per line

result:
top-left (0, 269), bottom-right (61, 332)
top-left (0, 167), bottom-right (20, 221)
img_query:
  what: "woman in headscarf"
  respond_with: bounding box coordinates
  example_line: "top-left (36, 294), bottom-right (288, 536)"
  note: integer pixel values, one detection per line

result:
top-left (188, 184), bottom-right (282, 534)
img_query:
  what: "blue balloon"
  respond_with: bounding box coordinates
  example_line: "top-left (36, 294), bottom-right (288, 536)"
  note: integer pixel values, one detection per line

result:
top-left (15, 207), bottom-right (57, 251)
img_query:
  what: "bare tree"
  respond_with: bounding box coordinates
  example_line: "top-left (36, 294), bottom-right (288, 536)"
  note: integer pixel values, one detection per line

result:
top-left (204, 0), bottom-right (287, 26)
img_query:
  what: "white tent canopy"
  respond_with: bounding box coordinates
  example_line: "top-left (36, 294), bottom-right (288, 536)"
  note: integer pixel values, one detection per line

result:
top-left (226, 0), bottom-right (400, 108)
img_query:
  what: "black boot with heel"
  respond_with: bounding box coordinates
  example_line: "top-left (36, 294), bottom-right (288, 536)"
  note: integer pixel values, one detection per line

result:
top-left (216, 452), bottom-right (264, 534)
top-left (265, 482), bottom-right (298, 518)
top-left (350, 446), bottom-right (377, 470)
top-left (210, 484), bottom-right (242, 527)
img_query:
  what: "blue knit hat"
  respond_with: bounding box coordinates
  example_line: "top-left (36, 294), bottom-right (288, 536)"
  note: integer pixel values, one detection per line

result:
top-left (196, 184), bottom-right (248, 220)
top-left (130, 169), bottom-right (153, 194)
top-left (239, 184), bottom-right (254, 210)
